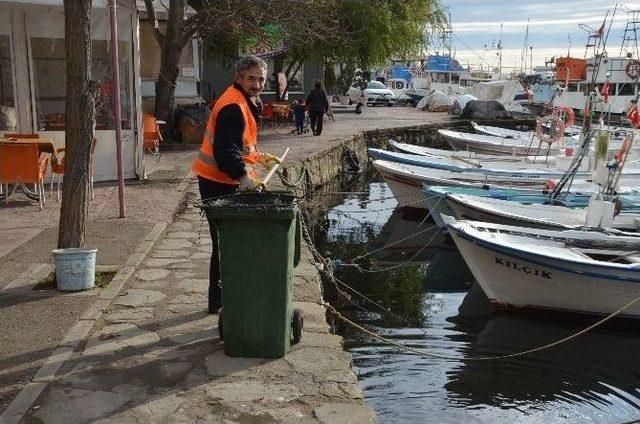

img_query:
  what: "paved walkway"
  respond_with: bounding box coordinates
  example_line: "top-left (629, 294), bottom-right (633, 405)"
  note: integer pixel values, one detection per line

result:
top-left (2, 184), bottom-right (374, 423)
top-left (0, 107), bottom-right (448, 422)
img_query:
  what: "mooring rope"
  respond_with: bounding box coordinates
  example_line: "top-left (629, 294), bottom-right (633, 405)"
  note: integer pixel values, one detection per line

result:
top-left (320, 295), bottom-right (640, 362)
top-left (299, 207), bottom-right (640, 361)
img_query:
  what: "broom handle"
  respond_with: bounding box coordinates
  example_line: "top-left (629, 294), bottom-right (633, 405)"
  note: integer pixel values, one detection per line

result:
top-left (262, 147), bottom-right (290, 186)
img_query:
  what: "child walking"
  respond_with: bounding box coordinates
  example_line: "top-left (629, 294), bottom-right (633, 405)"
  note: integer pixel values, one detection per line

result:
top-left (292, 100), bottom-right (307, 135)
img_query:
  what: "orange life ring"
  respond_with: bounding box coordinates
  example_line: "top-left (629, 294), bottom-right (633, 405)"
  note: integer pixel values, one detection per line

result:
top-left (536, 115), bottom-right (566, 145)
top-left (626, 60), bottom-right (640, 79)
top-left (542, 179), bottom-right (557, 194)
top-left (627, 104), bottom-right (640, 128)
top-left (552, 106), bottom-right (575, 127)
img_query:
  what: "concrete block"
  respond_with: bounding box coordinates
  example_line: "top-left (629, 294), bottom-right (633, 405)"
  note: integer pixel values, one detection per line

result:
top-left (83, 323), bottom-right (161, 356)
top-left (32, 388), bottom-right (131, 424)
top-left (0, 382), bottom-right (48, 424)
top-left (314, 404), bottom-right (376, 424)
top-left (32, 346), bottom-right (75, 382)
top-left (115, 289), bottom-right (166, 307)
top-left (135, 269), bottom-right (170, 281)
top-left (60, 319), bottom-right (96, 348)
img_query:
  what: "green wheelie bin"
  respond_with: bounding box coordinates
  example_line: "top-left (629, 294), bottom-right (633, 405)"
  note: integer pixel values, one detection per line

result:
top-left (203, 191), bottom-right (303, 358)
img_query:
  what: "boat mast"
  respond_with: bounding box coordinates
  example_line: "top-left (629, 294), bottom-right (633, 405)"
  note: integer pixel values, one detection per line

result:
top-left (521, 19), bottom-right (530, 73)
top-left (498, 23), bottom-right (503, 77)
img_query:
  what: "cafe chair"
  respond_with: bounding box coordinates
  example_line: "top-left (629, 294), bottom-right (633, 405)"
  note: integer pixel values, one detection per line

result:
top-left (0, 143), bottom-right (50, 210)
top-left (143, 114), bottom-right (163, 163)
top-left (3, 133), bottom-right (40, 140)
top-left (50, 138), bottom-right (97, 201)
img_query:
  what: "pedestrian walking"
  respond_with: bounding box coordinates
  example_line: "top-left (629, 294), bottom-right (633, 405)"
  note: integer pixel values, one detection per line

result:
top-left (305, 80), bottom-right (329, 136)
top-left (291, 100), bottom-right (307, 135)
top-left (191, 55), bottom-right (281, 314)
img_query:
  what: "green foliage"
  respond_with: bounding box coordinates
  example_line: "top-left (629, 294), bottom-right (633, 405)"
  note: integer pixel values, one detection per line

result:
top-left (328, 0), bottom-right (446, 68)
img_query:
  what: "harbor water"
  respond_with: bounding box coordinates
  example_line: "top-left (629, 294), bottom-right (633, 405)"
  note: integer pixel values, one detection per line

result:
top-left (308, 173), bottom-right (640, 424)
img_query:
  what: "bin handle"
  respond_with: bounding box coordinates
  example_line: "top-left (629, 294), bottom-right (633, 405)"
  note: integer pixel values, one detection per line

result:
top-left (294, 209), bottom-right (301, 267)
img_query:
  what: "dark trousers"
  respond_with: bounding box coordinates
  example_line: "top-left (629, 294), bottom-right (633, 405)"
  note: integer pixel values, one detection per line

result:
top-left (309, 111), bottom-right (324, 136)
top-left (294, 116), bottom-right (304, 134)
top-left (198, 176), bottom-right (237, 311)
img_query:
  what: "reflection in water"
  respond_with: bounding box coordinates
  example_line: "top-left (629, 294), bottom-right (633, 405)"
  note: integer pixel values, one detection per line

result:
top-left (310, 176), bottom-right (640, 424)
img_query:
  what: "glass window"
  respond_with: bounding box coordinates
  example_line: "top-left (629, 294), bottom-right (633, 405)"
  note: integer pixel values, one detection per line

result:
top-left (264, 58), bottom-right (304, 93)
top-left (0, 35), bottom-right (16, 131)
top-left (618, 83), bottom-right (635, 96)
top-left (93, 40), bottom-right (132, 130)
top-left (567, 83), bottom-right (578, 92)
top-left (31, 37), bottom-right (131, 131)
top-left (367, 81), bottom-right (386, 89)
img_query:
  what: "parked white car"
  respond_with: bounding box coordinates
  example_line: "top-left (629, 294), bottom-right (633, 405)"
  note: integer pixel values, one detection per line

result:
top-left (347, 81), bottom-right (395, 106)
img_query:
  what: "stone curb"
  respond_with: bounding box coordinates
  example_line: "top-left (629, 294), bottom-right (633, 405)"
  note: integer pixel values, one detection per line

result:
top-left (0, 178), bottom-right (193, 423)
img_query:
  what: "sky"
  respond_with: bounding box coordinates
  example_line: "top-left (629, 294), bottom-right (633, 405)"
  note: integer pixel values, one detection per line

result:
top-left (443, 0), bottom-right (640, 72)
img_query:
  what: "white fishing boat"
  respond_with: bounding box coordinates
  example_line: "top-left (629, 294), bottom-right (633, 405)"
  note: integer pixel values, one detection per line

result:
top-left (369, 148), bottom-right (640, 183)
top-left (444, 193), bottom-right (640, 231)
top-left (372, 159), bottom-right (603, 209)
top-left (389, 140), bottom-right (551, 163)
top-left (439, 129), bottom-right (563, 156)
top-left (471, 121), bottom-right (536, 139)
top-left (443, 216), bottom-right (640, 318)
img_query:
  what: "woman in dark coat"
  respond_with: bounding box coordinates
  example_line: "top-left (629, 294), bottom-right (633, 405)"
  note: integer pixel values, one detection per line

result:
top-left (305, 80), bottom-right (329, 136)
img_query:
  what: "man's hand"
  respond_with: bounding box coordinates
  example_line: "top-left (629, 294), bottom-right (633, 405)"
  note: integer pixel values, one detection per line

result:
top-left (258, 152), bottom-right (282, 170)
top-left (238, 174), bottom-right (265, 192)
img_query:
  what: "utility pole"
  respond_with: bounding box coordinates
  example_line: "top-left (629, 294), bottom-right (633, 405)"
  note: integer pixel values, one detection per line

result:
top-left (108, 0), bottom-right (126, 218)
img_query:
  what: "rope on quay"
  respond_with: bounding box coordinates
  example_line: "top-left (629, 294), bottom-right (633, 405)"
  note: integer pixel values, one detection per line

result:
top-left (299, 211), bottom-right (419, 326)
top-left (320, 294), bottom-right (640, 362)
top-left (298, 207), bottom-right (640, 361)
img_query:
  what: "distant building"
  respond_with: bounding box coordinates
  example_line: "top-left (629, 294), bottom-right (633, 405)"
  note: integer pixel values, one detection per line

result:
top-left (137, 0), bottom-right (202, 113)
top-left (0, 0), bottom-right (145, 181)
top-left (201, 43), bottom-right (324, 103)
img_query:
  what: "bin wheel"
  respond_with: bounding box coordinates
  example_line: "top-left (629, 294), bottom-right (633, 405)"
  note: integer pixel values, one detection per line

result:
top-left (292, 308), bottom-right (303, 344)
top-left (218, 310), bottom-right (224, 341)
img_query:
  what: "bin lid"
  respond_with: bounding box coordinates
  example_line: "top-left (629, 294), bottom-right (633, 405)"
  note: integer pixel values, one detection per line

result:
top-left (201, 191), bottom-right (298, 220)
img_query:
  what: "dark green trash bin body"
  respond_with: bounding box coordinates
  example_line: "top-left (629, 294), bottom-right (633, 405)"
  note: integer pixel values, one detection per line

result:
top-left (206, 193), bottom-right (300, 358)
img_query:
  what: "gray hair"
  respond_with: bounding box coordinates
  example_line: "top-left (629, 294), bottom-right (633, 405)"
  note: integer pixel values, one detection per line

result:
top-left (234, 55), bottom-right (268, 75)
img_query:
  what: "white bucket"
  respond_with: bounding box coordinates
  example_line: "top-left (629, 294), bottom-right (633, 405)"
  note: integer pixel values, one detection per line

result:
top-left (52, 248), bottom-right (98, 291)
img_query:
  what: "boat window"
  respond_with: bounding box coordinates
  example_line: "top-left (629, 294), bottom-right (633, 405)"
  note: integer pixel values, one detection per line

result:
top-left (617, 83), bottom-right (635, 96)
top-left (451, 74), bottom-right (460, 84)
top-left (567, 83), bottom-right (578, 92)
top-left (367, 81), bottom-right (386, 89)
top-left (392, 81), bottom-right (404, 89)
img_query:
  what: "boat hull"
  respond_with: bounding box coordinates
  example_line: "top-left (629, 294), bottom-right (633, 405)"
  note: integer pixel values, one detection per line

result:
top-left (448, 226), bottom-right (640, 317)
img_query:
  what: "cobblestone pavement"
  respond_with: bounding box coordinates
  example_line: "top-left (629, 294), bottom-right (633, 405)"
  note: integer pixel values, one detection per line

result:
top-left (15, 185), bottom-right (374, 424)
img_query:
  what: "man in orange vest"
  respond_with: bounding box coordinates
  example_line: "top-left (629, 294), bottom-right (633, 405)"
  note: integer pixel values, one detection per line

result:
top-left (192, 55), bottom-right (281, 314)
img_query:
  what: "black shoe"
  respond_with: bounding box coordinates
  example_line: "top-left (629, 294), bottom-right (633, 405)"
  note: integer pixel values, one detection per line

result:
top-left (208, 303), bottom-right (222, 314)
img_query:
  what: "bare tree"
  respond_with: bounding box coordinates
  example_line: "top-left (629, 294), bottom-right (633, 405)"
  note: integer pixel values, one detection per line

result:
top-left (57, 0), bottom-right (97, 249)
top-left (143, 0), bottom-right (344, 126)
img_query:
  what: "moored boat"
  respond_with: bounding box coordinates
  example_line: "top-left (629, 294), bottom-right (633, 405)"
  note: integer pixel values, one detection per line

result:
top-left (444, 193), bottom-right (640, 231)
top-left (444, 216), bottom-right (640, 318)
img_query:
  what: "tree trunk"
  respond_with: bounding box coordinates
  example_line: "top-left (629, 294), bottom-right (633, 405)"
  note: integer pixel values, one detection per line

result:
top-left (154, 0), bottom-right (188, 139)
top-left (58, 0), bottom-right (95, 249)
top-left (272, 55), bottom-right (285, 101)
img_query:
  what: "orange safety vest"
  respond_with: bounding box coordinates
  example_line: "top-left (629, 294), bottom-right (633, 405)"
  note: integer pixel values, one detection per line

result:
top-left (192, 86), bottom-right (260, 184)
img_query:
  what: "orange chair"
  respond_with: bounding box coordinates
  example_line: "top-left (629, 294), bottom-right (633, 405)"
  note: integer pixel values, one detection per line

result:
top-left (143, 114), bottom-right (163, 162)
top-left (3, 133), bottom-right (40, 140)
top-left (262, 103), bottom-right (275, 129)
top-left (50, 138), bottom-right (97, 201)
top-left (0, 143), bottom-right (50, 210)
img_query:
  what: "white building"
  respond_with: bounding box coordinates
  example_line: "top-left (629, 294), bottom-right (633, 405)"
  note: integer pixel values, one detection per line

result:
top-left (0, 0), bottom-right (145, 181)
